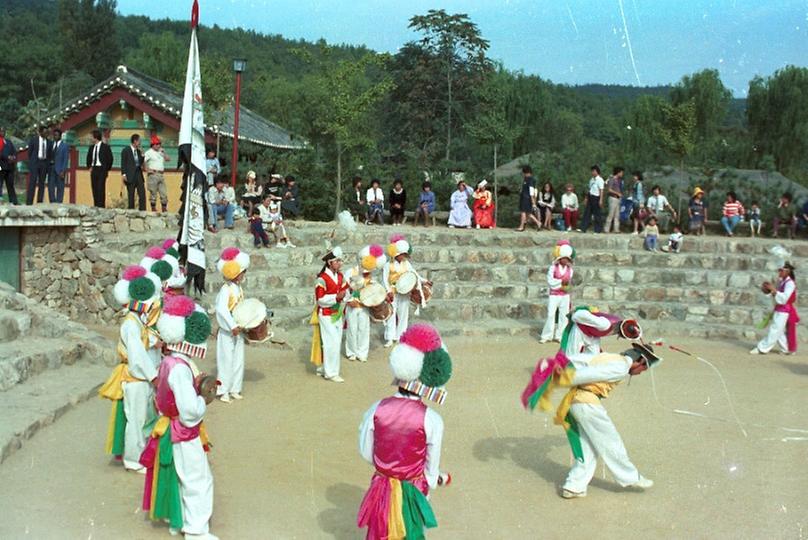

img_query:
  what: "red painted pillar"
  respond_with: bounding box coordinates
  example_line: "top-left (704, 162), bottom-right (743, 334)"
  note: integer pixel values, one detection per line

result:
top-left (230, 71), bottom-right (242, 187)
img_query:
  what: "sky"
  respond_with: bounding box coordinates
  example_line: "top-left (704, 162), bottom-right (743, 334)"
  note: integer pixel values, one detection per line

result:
top-left (116, 0), bottom-right (808, 96)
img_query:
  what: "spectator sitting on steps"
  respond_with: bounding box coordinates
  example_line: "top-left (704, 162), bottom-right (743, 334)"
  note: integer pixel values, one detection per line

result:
top-left (720, 191), bottom-right (744, 237)
top-left (281, 175), bottom-right (301, 218)
top-left (207, 176), bottom-right (236, 233)
top-left (772, 192), bottom-right (797, 239)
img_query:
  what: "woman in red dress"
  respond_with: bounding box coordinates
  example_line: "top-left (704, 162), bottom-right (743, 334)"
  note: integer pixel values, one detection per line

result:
top-left (472, 180), bottom-right (495, 229)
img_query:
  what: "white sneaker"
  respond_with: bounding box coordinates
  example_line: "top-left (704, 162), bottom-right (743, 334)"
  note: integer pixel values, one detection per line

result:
top-left (358, 357), bottom-right (368, 363)
top-left (287, 242), bottom-right (296, 248)
top-left (230, 393), bottom-right (243, 400)
top-left (566, 227), bottom-right (572, 232)
top-left (316, 366), bottom-right (324, 376)
top-left (219, 394), bottom-right (231, 403)
top-left (168, 528), bottom-right (180, 536)
top-left (277, 242), bottom-right (288, 249)
top-left (347, 355), bottom-right (357, 361)
top-left (749, 348), bottom-right (761, 355)
top-left (126, 466), bottom-right (146, 475)
top-left (539, 338), bottom-right (549, 344)
top-left (384, 340), bottom-right (394, 348)
top-left (631, 477), bottom-right (654, 489)
top-left (184, 533), bottom-right (219, 540)
top-left (560, 488), bottom-right (586, 499)
top-left (325, 375), bottom-right (345, 383)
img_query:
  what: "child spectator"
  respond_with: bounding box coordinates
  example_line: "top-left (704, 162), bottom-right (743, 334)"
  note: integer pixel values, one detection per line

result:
top-left (688, 187), bottom-right (707, 236)
top-left (772, 193), bottom-right (797, 239)
top-left (661, 225), bottom-right (683, 253)
top-left (258, 196), bottom-right (295, 248)
top-left (249, 207), bottom-right (270, 248)
top-left (748, 201), bottom-right (762, 237)
top-left (560, 184), bottom-right (579, 231)
top-left (720, 191), bottom-right (745, 237)
top-left (643, 216), bottom-right (659, 251)
top-left (414, 181), bottom-right (436, 226)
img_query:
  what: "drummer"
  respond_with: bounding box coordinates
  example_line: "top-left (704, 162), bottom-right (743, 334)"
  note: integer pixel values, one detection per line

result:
top-left (345, 245), bottom-right (387, 363)
top-left (382, 236), bottom-right (418, 347)
top-left (215, 247), bottom-right (250, 403)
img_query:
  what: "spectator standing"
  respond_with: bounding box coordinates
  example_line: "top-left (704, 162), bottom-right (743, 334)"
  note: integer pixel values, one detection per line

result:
top-left (0, 127), bottom-right (18, 204)
top-left (772, 193), bottom-right (797, 239)
top-left (143, 135), bottom-right (170, 213)
top-left (472, 179), bottom-right (495, 229)
top-left (748, 201), bottom-right (762, 237)
top-left (205, 148), bottom-right (220, 187)
top-left (448, 179), bottom-right (474, 228)
top-left (207, 177), bottom-right (236, 232)
top-left (560, 184), bottom-right (579, 231)
top-left (538, 182), bottom-right (556, 229)
top-left (120, 133), bottom-right (146, 210)
top-left (688, 187), bottom-right (707, 236)
top-left (516, 165), bottom-right (541, 231)
top-left (27, 126), bottom-right (52, 205)
top-left (51, 128), bottom-right (68, 203)
top-left (388, 178), bottom-right (407, 225)
top-left (604, 166), bottom-right (624, 233)
top-left (346, 176), bottom-right (365, 220)
top-left (643, 217), bottom-right (659, 251)
top-left (281, 175), bottom-right (300, 218)
top-left (630, 172), bottom-right (646, 235)
top-left (719, 191), bottom-right (745, 237)
top-left (645, 185), bottom-right (677, 233)
top-left (579, 165), bottom-right (604, 233)
top-left (85, 128), bottom-right (113, 208)
top-left (413, 181), bottom-right (435, 227)
top-left (241, 170), bottom-right (263, 215)
top-left (366, 178), bottom-right (384, 225)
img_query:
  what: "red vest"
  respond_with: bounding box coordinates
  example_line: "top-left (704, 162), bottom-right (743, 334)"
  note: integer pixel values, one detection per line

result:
top-left (372, 397), bottom-right (428, 494)
top-left (315, 270), bottom-right (346, 316)
top-left (155, 356), bottom-right (201, 443)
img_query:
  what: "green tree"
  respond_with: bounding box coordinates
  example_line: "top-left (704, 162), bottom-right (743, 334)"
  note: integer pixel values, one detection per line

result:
top-left (670, 69), bottom-right (731, 140)
top-left (58, 0), bottom-right (120, 80)
top-left (124, 31), bottom-right (185, 88)
top-left (408, 9), bottom-right (490, 162)
top-left (660, 100), bottom-right (696, 190)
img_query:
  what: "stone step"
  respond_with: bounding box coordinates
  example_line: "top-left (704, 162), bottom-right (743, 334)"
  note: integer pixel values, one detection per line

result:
top-left (0, 362), bottom-right (110, 463)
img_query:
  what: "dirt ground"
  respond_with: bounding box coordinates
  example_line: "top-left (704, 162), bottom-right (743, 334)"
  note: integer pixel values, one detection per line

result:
top-left (1, 332), bottom-right (807, 539)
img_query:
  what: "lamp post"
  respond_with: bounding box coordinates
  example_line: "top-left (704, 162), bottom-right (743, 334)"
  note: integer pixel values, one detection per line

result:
top-left (230, 58), bottom-right (247, 186)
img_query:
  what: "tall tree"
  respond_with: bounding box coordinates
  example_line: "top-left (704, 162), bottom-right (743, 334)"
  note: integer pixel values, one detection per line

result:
top-left (660, 100), bottom-right (696, 189)
top-left (408, 9), bottom-right (490, 163)
top-left (670, 69), bottom-right (731, 140)
top-left (58, 0), bottom-right (120, 80)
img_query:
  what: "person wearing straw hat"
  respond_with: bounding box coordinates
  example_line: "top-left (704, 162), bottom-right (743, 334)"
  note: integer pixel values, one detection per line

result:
top-left (311, 246), bottom-right (350, 382)
top-left (540, 240), bottom-right (575, 343)
top-left (357, 323), bottom-right (452, 539)
top-left (345, 245), bottom-right (387, 363)
top-left (139, 294), bottom-right (218, 540)
top-left (98, 265), bottom-right (163, 473)
top-left (214, 247), bottom-right (249, 402)
top-left (751, 262), bottom-right (800, 355)
top-left (382, 235), bottom-right (417, 347)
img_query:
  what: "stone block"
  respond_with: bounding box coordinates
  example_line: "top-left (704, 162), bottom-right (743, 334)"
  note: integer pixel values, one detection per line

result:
top-left (129, 218), bottom-right (145, 232)
top-left (707, 273), bottom-right (727, 287)
top-left (708, 290), bottom-right (725, 305)
top-left (113, 214), bottom-right (129, 233)
top-left (728, 273), bottom-right (751, 288)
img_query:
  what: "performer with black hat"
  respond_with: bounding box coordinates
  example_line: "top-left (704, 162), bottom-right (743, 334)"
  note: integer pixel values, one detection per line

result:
top-left (310, 247), bottom-right (349, 382)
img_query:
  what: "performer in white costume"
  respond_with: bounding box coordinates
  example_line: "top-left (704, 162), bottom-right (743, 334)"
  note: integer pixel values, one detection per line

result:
top-left (215, 247), bottom-right (249, 402)
top-left (383, 236), bottom-right (417, 347)
top-left (540, 240), bottom-right (575, 343)
top-left (751, 262), bottom-right (800, 355)
top-left (560, 307), bottom-right (641, 366)
top-left (345, 244), bottom-right (387, 363)
top-left (311, 246), bottom-right (349, 382)
top-left (141, 294), bottom-right (217, 540)
top-left (99, 264), bottom-right (163, 473)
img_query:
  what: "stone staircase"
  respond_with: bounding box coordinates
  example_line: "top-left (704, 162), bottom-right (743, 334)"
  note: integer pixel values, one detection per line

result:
top-left (0, 282), bottom-right (116, 463)
top-left (96, 221), bottom-right (808, 346)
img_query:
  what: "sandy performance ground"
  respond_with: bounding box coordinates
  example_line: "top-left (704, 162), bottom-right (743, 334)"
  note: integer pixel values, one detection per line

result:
top-left (1, 331), bottom-right (807, 539)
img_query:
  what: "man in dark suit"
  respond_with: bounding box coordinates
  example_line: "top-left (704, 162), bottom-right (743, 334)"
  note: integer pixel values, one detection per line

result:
top-left (27, 126), bottom-right (52, 204)
top-left (50, 128), bottom-right (69, 203)
top-left (120, 133), bottom-right (145, 210)
top-left (85, 128), bottom-right (113, 208)
top-left (0, 127), bottom-right (18, 204)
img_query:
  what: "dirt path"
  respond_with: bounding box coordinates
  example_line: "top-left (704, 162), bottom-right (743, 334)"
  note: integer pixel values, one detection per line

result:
top-left (1, 333), bottom-right (806, 539)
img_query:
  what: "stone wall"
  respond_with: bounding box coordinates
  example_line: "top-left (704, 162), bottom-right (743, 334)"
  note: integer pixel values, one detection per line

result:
top-left (1, 205), bottom-right (175, 324)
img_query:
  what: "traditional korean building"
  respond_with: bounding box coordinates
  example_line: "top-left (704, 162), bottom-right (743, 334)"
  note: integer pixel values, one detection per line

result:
top-left (17, 65), bottom-right (305, 206)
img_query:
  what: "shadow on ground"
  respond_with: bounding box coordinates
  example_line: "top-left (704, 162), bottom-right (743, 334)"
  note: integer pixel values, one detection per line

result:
top-left (777, 360), bottom-right (808, 376)
top-left (317, 482), bottom-right (366, 539)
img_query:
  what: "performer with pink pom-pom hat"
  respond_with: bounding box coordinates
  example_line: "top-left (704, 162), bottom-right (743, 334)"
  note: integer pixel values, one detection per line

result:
top-left (382, 234), bottom-right (418, 348)
top-left (540, 240), bottom-right (576, 343)
top-left (357, 323), bottom-right (453, 539)
top-left (98, 264), bottom-right (163, 473)
top-left (214, 247), bottom-right (249, 403)
top-left (345, 244), bottom-right (387, 363)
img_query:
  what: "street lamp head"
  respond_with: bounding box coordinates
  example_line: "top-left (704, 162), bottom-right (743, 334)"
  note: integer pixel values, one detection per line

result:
top-left (233, 58), bottom-right (247, 73)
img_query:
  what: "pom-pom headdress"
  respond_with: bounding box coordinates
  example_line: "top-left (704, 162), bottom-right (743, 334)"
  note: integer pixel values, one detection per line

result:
top-left (389, 323), bottom-right (452, 404)
top-left (217, 247), bottom-right (250, 281)
top-left (156, 295), bottom-right (211, 358)
top-left (113, 264), bottom-right (162, 312)
top-left (358, 244), bottom-right (387, 272)
top-left (387, 234), bottom-right (412, 258)
top-left (552, 239), bottom-right (575, 263)
top-left (140, 246), bottom-right (180, 283)
top-left (161, 238), bottom-right (180, 260)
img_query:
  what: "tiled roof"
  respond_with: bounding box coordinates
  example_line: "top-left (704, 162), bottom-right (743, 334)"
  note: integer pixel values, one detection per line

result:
top-left (42, 65), bottom-right (307, 150)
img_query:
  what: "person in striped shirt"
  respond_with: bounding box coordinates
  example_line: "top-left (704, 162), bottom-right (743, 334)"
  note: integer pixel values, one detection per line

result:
top-left (720, 191), bottom-right (745, 237)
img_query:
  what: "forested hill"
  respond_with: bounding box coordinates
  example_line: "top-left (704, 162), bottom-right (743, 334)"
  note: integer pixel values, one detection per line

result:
top-left (571, 84), bottom-right (672, 99)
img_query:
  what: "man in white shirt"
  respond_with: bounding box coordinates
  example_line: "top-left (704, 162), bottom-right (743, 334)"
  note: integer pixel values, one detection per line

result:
top-left (84, 128), bottom-right (113, 208)
top-left (579, 165), bottom-right (604, 233)
top-left (27, 126), bottom-right (51, 205)
top-left (206, 177), bottom-right (236, 232)
top-left (645, 185), bottom-right (677, 232)
top-left (365, 178), bottom-right (384, 225)
top-left (143, 135), bottom-right (171, 213)
top-left (205, 148), bottom-right (220, 187)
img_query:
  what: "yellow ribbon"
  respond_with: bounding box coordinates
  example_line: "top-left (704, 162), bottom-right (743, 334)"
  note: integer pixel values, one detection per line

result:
top-left (98, 364), bottom-right (141, 400)
top-left (387, 477), bottom-right (406, 540)
top-left (309, 307), bottom-right (323, 366)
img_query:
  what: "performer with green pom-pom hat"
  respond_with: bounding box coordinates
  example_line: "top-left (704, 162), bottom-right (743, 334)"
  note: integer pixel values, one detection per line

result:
top-left (357, 323), bottom-right (452, 539)
top-left (98, 264), bottom-right (163, 473)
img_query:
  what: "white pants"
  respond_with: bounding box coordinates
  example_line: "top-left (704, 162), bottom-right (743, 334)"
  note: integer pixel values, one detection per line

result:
top-left (122, 380), bottom-right (154, 471)
top-left (345, 306), bottom-right (370, 360)
top-left (604, 197), bottom-right (621, 233)
top-left (216, 330), bottom-right (245, 396)
top-left (319, 313), bottom-right (343, 378)
top-left (385, 294), bottom-right (410, 342)
top-left (563, 403), bottom-right (642, 493)
top-left (757, 311), bottom-right (788, 353)
top-left (541, 294), bottom-right (570, 341)
top-left (173, 437), bottom-right (214, 535)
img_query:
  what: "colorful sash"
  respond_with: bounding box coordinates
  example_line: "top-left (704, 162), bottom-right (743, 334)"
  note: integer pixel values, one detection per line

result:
top-left (357, 473), bottom-right (437, 540)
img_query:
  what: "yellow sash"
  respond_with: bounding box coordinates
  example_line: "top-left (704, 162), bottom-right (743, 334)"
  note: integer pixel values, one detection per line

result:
top-left (554, 356), bottom-right (622, 429)
top-left (228, 285), bottom-right (244, 312)
top-left (99, 313), bottom-right (154, 400)
top-left (309, 307), bottom-right (322, 366)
